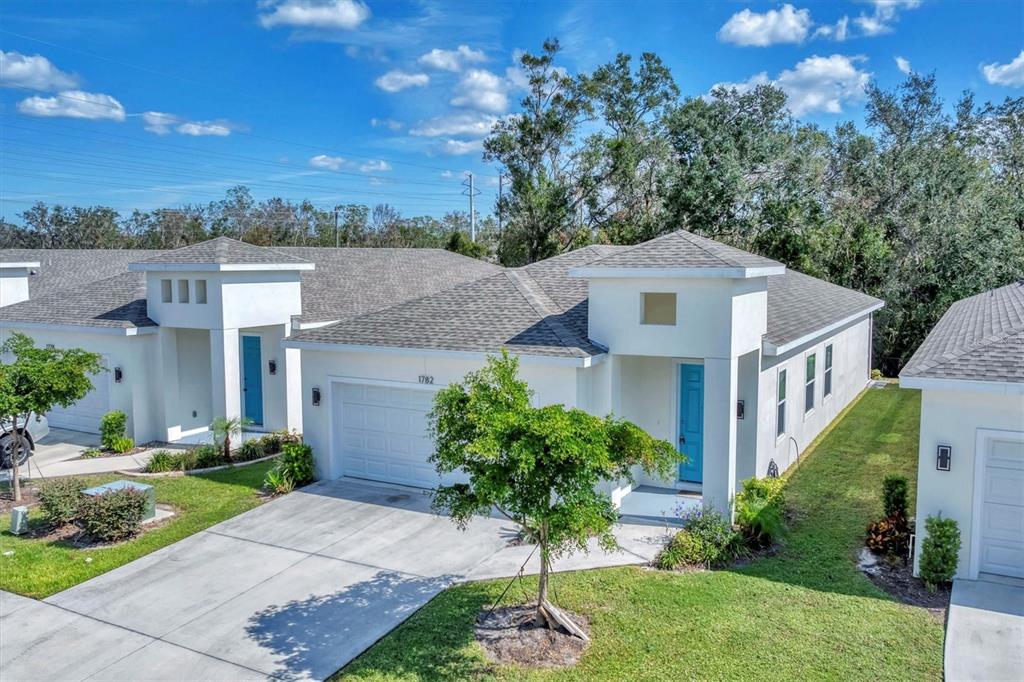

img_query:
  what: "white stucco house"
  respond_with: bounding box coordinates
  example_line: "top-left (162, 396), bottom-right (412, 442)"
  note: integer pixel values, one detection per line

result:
top-left (900, 281), bottom-right (1024, 580)
top-left (0, 230), bottom-right (882, 514)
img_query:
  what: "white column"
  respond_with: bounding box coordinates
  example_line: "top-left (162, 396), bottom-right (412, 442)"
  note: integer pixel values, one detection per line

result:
top-left (158, 327), bottom-right (181, 441)
top-left (703, 356), bottom-right (739, 518)
top-left (210, 328), bottom-right (241, 422)
top-left (282, 324), bottom-right (303, 433)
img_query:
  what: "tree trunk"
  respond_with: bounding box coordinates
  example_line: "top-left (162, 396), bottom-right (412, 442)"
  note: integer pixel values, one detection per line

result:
top-left (10, 414), bottom-right (22, 503)
top-left (535, 521), bottom-right (549, 626)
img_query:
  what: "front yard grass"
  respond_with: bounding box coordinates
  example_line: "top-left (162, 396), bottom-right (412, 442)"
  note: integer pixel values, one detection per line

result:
top-left (0, 461), bottom-right (274, 598)
top-left (338, 386), bottom-right (944, 681)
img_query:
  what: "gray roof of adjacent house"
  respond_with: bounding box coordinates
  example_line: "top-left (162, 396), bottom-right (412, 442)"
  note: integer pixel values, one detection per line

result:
top-left (132, 236), bottom-right (310, 267)
top-left (901, 281), bottom-right (1024, 383)
top-left (0, 272), bottom-right (155, 329)
top-left (1, 249), bottom-right (155, 299)
top-left (765, 270), bottom-right (884, 351)
top-left (572, 230), bottom-right (784, 273)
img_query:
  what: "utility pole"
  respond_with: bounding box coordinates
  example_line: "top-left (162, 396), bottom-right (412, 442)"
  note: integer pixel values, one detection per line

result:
top-left (462, 172), bottom-right (481, 241)
top-left (333, 207), bottom-right (339, 248)
top-left (497, 174), bottom-right (504, 234)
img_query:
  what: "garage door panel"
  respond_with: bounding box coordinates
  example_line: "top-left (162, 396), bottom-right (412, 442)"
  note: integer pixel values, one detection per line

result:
top-left (47, 359), bottom-right (110, 433)
top-left (984, 467), bottom-right (1024, 506)
top-left (979, 430), bottom-right (1024, 578)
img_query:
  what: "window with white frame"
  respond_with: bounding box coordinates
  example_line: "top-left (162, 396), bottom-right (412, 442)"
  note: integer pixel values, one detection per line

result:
top-left (195, 279), bottom-right (207, 304)
top-left (160, 279), bottom-right (172, 303)
top-left (776, 369), bottom-right (787, 438)
top-left (824, 344), bottom-right (833, 398)
top-left (641, 292), bottom-right (676, 325)
top-left (805, 353), bottom-right (816, 413)
top-left (177, 279), bottom-right (190, 303)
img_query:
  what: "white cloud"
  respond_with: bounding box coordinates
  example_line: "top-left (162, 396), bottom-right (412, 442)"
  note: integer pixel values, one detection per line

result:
top-left (450, 69), bottom-right (507, 113)
top-left (440, 170), bottom-right (454, 178)
top-left (359, 159), bottom-right (391, 173)
top-left (410, 112), bottom-right (498, 137)
top-left (258, 0), bottom-right (370, 30)
top-left (711, 54), bottom-right (870, 117)
top-left (854, 0), bottom-right (921, 36)
top-left (718, 4), bottom-right (811, 46)
top-left (17, 90), bottom-right (125, 121)
top-left (374, 70), bottom-right (429, 93)
top-left (895, 56), bottom-right (912, 75)
top-left (142, 111), bottom-right (178, 135)
top-left (309, 154), bottom-right (345, 170)
top-left (0, 51), bottom-right (78, 91)
top-left (418, 45), bottom-right (487, 71)
top-left (813, 16), bottom-right (849, 41)
top-left (177, 120), bottom-right (233, 136)
top-left (981, 50), bottom-right (1024, 87)
top-left (439, 139), bottom-right (484, 155)
top-left (370, 117), bottom-right (403, 130)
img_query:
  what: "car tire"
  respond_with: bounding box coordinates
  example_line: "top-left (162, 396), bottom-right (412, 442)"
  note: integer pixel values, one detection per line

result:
top-left (0, 434), bottom-right (30, 470)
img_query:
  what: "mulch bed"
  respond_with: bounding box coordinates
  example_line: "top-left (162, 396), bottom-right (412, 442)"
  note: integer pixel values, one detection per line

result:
top-left (475, 605), bottom-right (590, 668)
top-left (859, 548), bottom-right (950, 622)
top-left (0, 486), bottom-right (40, 514)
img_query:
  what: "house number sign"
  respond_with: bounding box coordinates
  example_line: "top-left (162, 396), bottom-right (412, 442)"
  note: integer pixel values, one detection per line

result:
top-left (418, 375), bottom-right (434, 384)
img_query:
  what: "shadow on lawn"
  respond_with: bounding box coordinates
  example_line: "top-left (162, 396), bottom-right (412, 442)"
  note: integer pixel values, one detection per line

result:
top-left (245, 570), bottom-right (491, 681)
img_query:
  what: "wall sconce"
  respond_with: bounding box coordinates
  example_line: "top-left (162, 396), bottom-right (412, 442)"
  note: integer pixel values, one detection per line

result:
top-left (311, 386), bottom-right (321, 407)
top-left (936, 445), bottom-right (951, 471)
top-left (736, 400), bottom-right (745, 420)
top-left (114, 367), bottom-right (124, 383)
top-left (268, 359), bottom-right (277, 376)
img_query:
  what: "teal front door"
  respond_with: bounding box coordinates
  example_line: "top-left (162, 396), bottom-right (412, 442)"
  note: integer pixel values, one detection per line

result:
top-left (242, 336), bottom-right (263, 426)
top-left (678, 364), bottom-right (704, 483)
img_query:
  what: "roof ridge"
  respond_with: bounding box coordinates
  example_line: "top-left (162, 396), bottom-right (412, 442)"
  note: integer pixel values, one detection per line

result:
top-left (674, 230), bottom-right (734, 267)
top-left (908, 321), bottom-right (1024, 375)
top-left (506, 269), bottom-right (587, 357)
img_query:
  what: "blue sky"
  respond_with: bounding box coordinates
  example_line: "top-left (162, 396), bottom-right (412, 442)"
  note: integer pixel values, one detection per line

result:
top-left (1, 0), bottom-right (1021, 221)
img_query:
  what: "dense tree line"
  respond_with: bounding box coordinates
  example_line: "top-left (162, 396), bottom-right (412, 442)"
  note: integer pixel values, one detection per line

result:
top-left (2, 40), bottom-right (1021, 373)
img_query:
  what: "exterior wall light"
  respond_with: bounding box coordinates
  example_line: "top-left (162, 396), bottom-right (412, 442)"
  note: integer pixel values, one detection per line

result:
top-left (114, 367), bottom-right (124, 383)
top-left (312, 386), bottom-right (321, 407)
top-left (936, 445), bottom-right (951, 471)
top-left (736, 400), bottom-right (745, 419)
top-left (268, 359), bottom-right (277, 375)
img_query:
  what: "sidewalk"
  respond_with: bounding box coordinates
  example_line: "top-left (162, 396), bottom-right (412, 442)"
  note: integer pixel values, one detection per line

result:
top-left (3, 450), bottom-right (155, 481)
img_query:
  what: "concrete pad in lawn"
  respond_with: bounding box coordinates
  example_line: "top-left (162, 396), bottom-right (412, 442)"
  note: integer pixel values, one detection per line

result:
top-left (0, 598), bottom-right (152, 682)
top-left (46, 531), bottom-right (306, 637)
top-left (86, 640), bottom-right (268, 682)
top-left (163, 554), bottom-right (451, 681)
top-left (317, 507), bottom-right (511, 578)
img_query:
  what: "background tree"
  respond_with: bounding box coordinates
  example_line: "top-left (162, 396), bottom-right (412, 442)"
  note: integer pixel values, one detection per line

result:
top-left (428, 352), bottom-right (679, 637)
top-left (0, 333), bottom-right (103, 502)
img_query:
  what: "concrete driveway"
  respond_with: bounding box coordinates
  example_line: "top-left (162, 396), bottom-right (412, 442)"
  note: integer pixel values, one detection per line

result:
top-left (31, 428), bottom-right (102, 467)
top-left (945, 577), bottom-right (1024, 681)
top-left (0, 478), bottom-right (668, 681)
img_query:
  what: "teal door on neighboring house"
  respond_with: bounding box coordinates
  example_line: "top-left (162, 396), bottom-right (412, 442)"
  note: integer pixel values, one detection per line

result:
top-left (678, 364), bottom-right (704, 483)
top-left (242, 336), bottom-right (264, 426)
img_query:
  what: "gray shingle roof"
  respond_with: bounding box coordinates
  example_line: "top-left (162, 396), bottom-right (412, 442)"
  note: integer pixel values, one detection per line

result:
top-left (135, 236), bottom-right (309, 265)
top-left (901, 281), bottom-right (1024, 383)
top-left (0, 272), bottom-right (154, 329)
top-left (578, 230), bottom-right (783, 271)
top-left (1, 249), bottom-right (156, 299)
top-left (766, 270), bottom-right (884, 350)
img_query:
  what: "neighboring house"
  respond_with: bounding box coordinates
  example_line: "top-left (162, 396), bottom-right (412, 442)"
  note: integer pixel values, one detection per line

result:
top-left (900, 281), bottom-right (1024, 580)
top-left (0, 230), bottom-right (882, 513)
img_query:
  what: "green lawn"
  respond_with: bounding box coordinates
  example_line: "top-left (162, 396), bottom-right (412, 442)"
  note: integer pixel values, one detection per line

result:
top-left (0, 461), bottom-right (274, 598)
top-left (338, 386), bottom-right (944, 681)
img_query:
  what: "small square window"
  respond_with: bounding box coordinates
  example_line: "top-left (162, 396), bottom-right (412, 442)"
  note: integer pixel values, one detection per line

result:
top-left (641, 292), bottom-right (676, 325)
top-left (178, 279), bottom-right (190, 304)
top-left (195, 279), bottom-right (207, 304)
top-left (160, 279), bottom-right (172, 303)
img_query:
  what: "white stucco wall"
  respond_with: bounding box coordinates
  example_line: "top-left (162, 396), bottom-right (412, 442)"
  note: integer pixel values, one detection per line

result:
top-left (0, 268), bottom-right (32, 307)
top-left (757, 316), bottom-right (872, 478)
top-left (173, 328), bottom-right (213, 434)
top-left (912, 387), bottom-right (1024, 579)
top-left (0, 327), bottom-right (161, 442)
top-left (144, 270), bottom-right (302, 330)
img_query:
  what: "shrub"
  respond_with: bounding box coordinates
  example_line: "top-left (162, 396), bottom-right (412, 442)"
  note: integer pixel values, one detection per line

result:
top-left (866, 513), bottom-right (911, 557)
top-left (919, 514), bottom-right (961, 591)
top-left (144, 450), bottom-right (178, 473)
top-left (264, 467), bottom-right (294, 495)
top-left (77, 488), bottom-right (146, 542)
top-left (99, 411), bottom-right (127, 451)
top-left (81, 448), bottom-right (103, 459)
top-left (658, 504), bottom-right (743, 569)
top-left (258, 432), bottom-right (282, 455)
top-left (734, 477), bottom-right (786, 547)
top-left (276, 442), bottom-right (315, 486)
top-left (882, 475), bottom-right (909, 518)
top-left (237, 438), bottom-right (265, 462)
top-left (38, 477), bottom-right (85, 526)
top-left (191, 444), bottom-right (225, 469)
top-left (871, 368), bottom-right (883, 381)
top-left (110, 436), bottom-right (135, 454)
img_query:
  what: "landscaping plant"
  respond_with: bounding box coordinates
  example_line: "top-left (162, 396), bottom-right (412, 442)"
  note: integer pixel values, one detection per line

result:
top-left (210, 416), bottom-right (251, 461)
top-left (110, 436), bottom-right (135, 454)
top-left (191, 444), bottom-right (225, 469)
top-left (237, 438), bottom-right (265, 462)
top-left (866, 474), bottom-right (912, 558)
top-left (276, 442), bottom-right (315, 484)
top-left (428, 351), bottom-right (679, 638)
top-left (99, 411), bottom-right (128, 451)
top-left (143, 450), bottom-right (178, 473)
top-left (657, 505), bottom-right (743, 569)
top-left (882, 475), bottom-right (909, 518)
top-left (264, 467), bottom-right (295, 495)
top-left (734, 477), bottom-right (786, 548)
top-left (77, 488), bottom-right (147, 542)
top-left (0, 333), bottom-right (103, 502)
top-left (919, 514), bottom-right (961, 591)
top-left (37, 477), bottom-right (86, 526)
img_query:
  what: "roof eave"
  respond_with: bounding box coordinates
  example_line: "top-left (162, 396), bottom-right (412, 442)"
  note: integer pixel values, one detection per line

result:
top-left (0, 320), bottom-right (158, 336)
top-left (281, 338), bottom-right (605, 367)
top-left (0, 262), bottom-right (40, 269)
top-left (899, 374), bottom-right (1024, 395)
top-left (129, 262), bottom-right (314, 272)
top-left (569, 265), bottom-right (785, 279)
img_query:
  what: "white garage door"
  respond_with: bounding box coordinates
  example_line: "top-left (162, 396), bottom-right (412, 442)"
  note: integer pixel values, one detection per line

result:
top-left (336, 382), bottom-right (464, 488)
top-left (978, 432), bottom-right (1024, 578)
top-left (46, 368), bottom-right (111, 434)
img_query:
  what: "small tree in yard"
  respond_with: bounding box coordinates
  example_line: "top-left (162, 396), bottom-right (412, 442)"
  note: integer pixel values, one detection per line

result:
top-left (210, 415), bottom-right (251, 461)
top-left (0, 333), bottom-right (103, 502)
top-left (429, 351), bottom-right (680, 638)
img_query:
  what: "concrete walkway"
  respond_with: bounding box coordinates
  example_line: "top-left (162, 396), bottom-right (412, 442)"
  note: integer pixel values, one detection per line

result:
top-left (0, 478), bottom-right (671, 681)
top-left (945, 576), bottom-right (1024, 681)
